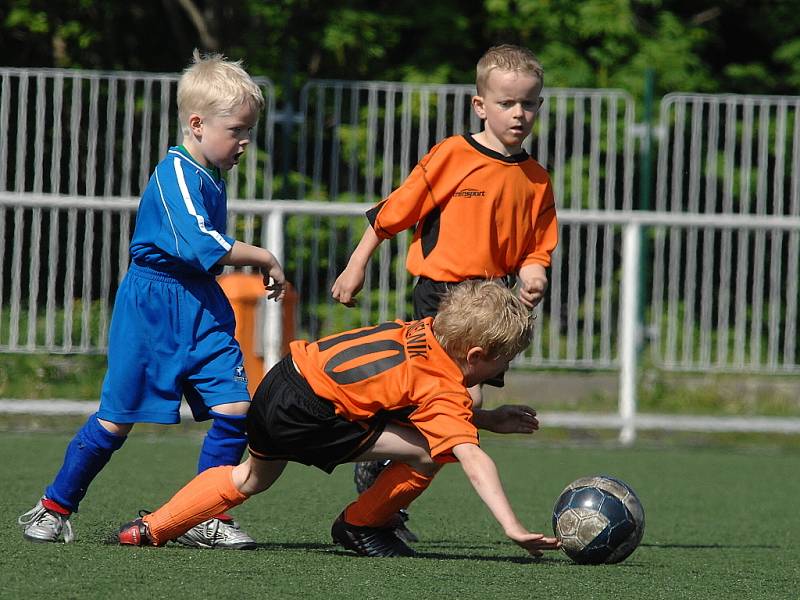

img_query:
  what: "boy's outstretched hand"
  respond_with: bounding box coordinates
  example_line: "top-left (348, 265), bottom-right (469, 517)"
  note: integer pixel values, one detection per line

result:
top-left (473, 404), bottom-right (539, 434)
top-left (506, 529), bottom-right (562, 557)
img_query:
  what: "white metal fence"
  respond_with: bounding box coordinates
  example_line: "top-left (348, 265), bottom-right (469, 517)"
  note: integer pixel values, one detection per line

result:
top-left (0, 67), bottom-right (276, 200)
top-left (651, 93), bottom-right (800, 373)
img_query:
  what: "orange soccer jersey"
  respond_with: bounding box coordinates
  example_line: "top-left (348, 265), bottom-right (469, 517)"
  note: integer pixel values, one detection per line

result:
top-left (367, 134), bottom-right (559, 282)
top-left (289, 318), bottom-right (478, 462)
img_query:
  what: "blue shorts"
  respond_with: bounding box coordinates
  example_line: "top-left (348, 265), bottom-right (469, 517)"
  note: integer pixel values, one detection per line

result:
top-left (97, 263), bottom-right (250, 424)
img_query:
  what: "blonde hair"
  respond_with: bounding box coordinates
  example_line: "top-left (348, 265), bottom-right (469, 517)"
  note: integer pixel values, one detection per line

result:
top-left (476, 44), bottom-right (543, 95)
top-left (177, 49), bottom-right (265, 135)
top-left (433, 280), bottom-right (534, 363)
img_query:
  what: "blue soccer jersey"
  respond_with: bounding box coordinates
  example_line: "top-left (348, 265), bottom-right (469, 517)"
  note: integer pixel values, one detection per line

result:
top-left (130, 146), bottom-right (235, 276)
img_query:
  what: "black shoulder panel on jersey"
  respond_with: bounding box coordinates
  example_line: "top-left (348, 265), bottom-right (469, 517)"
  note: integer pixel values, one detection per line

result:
top-left (366, 200), bottom-right (386, 227)
top-left (420, 205), bottom-right (441, 258)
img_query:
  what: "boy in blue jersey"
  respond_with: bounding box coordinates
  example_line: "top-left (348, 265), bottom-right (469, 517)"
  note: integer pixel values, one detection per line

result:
top-left (17, 50), bottom-right (286, 549)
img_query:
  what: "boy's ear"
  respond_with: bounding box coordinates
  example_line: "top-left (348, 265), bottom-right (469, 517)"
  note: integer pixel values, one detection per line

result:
top-left (465, 346), bottom-right (486, 365)
top-left (471, 95), bottom-right (487, 120)
top-left (188, 113), bottom-right (203, 136)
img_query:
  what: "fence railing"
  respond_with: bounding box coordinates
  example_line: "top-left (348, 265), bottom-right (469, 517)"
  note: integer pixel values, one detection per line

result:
top-left (4, 192), bottom-right (800, 440)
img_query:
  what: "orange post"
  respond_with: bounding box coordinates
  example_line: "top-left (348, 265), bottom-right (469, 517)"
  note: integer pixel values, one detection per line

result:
top-left (218, 273), bottom-right (298, 397)
top-left (218, 273), bottom-right (268, 397)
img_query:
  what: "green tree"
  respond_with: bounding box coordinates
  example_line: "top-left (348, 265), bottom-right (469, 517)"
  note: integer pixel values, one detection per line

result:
top-left (2, 1), bottom-right (798, 99)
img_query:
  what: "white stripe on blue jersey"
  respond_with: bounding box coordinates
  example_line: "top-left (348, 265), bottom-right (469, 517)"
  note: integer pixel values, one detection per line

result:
top-left (172, 156), bottom-right (232, 252)
top-left (130, 146), bottom-right (235, 275)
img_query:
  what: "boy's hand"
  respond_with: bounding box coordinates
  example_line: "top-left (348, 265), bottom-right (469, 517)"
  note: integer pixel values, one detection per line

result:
top-left (517, 264), bottom-right (548, 309)
top-left (518, 277), bottom-right (547, 309)
top-left (473, 405), bottom-right (539, 434)
top-left (331, 265), bottom-right (366, 307)
top-left (261, 264), bottom-right (286, 301)
top-left (506, 528), bottom-right (562, 557)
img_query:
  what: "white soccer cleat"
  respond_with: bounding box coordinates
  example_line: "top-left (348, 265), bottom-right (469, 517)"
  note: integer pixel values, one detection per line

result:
top-left (18, 499), bottom-right (75, 544)
top-left (174, 517), bottom-right (257, 550)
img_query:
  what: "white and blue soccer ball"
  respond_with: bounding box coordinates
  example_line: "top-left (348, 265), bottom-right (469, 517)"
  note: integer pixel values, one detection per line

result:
top-left (552, 475), bottom-right (645, 564)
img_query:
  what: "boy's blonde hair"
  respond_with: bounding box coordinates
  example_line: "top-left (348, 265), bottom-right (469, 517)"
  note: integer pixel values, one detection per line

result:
top-left (177, 49), bottom-right (265, 135)
top-left (476, 44), bottom-right (543, 95)
top-left (433, 280), bottom-right (534, 363)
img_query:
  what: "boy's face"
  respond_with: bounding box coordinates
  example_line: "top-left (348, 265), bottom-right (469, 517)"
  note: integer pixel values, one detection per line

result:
top-left (463, 348), bottom-right (511, 388)
top-left (471, 69), bottom-right (542, 155)
top-left (185, 102), bottom-right (259, 171)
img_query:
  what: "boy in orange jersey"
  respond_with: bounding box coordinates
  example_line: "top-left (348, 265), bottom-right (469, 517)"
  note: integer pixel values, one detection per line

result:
top-left (332, 44), bottom-right (559, 533)
top-left (117, 280), bottom-right (561, 558)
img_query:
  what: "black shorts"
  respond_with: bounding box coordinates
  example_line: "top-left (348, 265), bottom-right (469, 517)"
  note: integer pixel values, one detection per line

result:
top-left (246, 355), bottom-right (404, 473)
top-left (412, 276), bottom-right (514, 387)
top-left (412, 275), bottom-right (515, 319)
top-left (412, 277), bottom-right (458, 319)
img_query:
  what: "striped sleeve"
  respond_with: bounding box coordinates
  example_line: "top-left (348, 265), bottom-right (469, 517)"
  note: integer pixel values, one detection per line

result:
top-left (150, 158), bottom-right (235, 272)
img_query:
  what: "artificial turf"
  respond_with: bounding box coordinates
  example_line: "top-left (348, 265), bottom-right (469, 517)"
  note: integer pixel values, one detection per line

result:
top-left (2, 429), bottom-right (798, 600)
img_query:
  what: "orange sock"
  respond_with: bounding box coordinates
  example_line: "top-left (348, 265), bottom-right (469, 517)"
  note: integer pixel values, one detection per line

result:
top-left (344, 462), bottom-right (433, 527)
top-left (143, 465), bottom-right (249, 545)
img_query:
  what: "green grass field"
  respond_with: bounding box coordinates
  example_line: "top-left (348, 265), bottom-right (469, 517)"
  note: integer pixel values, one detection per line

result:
top-left (2, 428), bottom-right (798, 600)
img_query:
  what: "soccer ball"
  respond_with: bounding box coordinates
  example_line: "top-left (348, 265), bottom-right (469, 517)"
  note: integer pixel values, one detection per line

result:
top-left (551, 475), bottom-right (645, 564)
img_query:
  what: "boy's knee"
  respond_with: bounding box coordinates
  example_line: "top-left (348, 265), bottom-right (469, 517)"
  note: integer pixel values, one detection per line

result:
top-left (405, 451), bottom-right (440, 477)
top-left (209, 401), bottom-right (250, 416)
top-left (234, 458), bottom-right (286, 496)
top-left (96, 418), bottom-right (133, 437)
top-left (412, 461), bottom-right (442, 478)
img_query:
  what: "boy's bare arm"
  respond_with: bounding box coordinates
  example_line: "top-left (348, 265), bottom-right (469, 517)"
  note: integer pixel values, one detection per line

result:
top-left (331, 226), bottom-right (383, 306)
top-left (517, 263), bottom-right (548, 309)
top-left (217, 240), bottom-right (286, 301)
top-left (452, 442), bottom-right (560, 556)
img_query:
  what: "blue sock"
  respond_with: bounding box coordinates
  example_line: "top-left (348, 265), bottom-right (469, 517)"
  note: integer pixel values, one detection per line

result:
top-left (44, 414), bottom-right (127, 513)
top-left (197, 410), bottom-right (248, 473)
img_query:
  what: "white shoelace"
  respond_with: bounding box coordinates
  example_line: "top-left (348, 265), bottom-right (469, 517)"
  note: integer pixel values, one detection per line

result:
top-left (18, 503), bottom-right (75, 543)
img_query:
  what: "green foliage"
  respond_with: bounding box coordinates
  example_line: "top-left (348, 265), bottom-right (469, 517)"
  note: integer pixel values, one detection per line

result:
top-left (0, 353), bottom-right (105, 399)
top-left (2, 1), bottom-right (799, 101)
top-left (638, 361), bottom-right (800, 417)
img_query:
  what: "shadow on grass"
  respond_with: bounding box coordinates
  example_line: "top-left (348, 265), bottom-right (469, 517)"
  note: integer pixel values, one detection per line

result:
top-left (324, 547), bottom-right (559, 564)
top-left (104, 537), bottom-right (563, 563)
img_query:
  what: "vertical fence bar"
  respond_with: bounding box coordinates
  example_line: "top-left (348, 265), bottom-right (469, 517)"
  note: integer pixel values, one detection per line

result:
top-left (263, 210), bottom-right (284, 371)
top-left (619, 222), bottom-right (641, 445)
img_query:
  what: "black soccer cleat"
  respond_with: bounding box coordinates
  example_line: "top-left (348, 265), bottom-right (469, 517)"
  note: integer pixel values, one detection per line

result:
top-left (331, 513), bottom-right (416, 558)
top-left (391, 509), bottom-right (419, 544)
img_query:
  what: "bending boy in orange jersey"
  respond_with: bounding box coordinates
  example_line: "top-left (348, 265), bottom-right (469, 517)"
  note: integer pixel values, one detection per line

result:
top-left (117, 280), bottom-right (561, 558)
